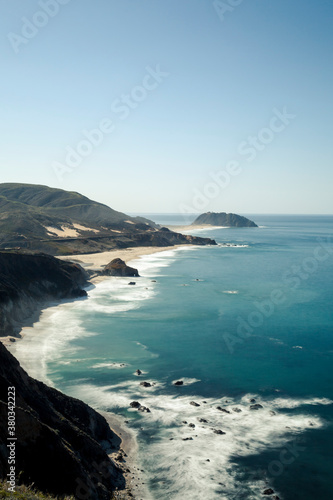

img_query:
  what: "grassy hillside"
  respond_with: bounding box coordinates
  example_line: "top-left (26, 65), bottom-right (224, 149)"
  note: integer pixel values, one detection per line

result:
top-left (0, 184), bottom-right (216, 255)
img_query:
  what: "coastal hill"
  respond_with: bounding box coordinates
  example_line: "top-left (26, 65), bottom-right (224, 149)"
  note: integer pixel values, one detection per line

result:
top-left (192, 212), bottom-right (258, 228)
top-left (0, 183), bottom-right (216, 254)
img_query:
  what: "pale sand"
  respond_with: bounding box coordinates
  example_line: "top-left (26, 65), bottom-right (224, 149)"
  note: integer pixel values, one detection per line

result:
top-left (58, 245), bottom-right (184, 274)
top-left (166, 224), bottom-right (229, 233)
top-left (44, 223), bottom-right (101, 237)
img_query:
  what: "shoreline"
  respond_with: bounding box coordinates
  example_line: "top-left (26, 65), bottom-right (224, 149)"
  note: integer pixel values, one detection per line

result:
top-left (166, 224), bottom-right (229, 233)
top-left (1, 244), bottom-right (189, 499)
top-left (58, 244), bottom-right (185, 283)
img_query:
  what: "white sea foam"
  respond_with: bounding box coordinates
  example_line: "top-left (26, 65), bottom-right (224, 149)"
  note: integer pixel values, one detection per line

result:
top-left (12, 250), bottom-right (176, 384)
top-left (91, 362), bottom-right (129, 369)
top-left (66, 382), bottom-right (331, 500)
top-left (218, 243), bottom-right (249, 248)
top-left (222, 290), bottom-right (239, 294)
top-left (172, 378), bottom-right (201, 386)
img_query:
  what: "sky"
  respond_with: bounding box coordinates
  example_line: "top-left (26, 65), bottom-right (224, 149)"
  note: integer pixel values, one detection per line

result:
top-left (1, 0), bottom-right (333, 215)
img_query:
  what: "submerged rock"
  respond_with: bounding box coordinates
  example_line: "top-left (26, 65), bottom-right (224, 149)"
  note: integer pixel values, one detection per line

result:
top-left (140, 381), bottom-right (152, 388)
top-left (135, 369), bottom-right (142, 376)
top-left (263, 488), bottom-right (275, 495)
top-left (250, 404), bottom-right (263, 410)
top-left (174, 380), bottom-right (184, 386)
top-left (214, 429), bottom-right (226, 435)
top-left (138, 406), bottom-right (151, 413)
top-left (130, 401), bottom-right (141, 408)
top-left (190, 401), bottom-right (200, 407)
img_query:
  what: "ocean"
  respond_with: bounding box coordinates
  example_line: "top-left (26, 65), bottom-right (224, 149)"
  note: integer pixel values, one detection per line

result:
top-left (12, 215), bottom-right (333, 500)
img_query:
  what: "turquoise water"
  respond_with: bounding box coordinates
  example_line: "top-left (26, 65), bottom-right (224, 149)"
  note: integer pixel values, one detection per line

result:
top-left (13, 215), bottom-right (333, 499)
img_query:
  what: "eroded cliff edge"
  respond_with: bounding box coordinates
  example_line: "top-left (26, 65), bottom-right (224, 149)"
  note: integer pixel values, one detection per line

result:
top-left (0, 251), bottom-right (89, 337)
top-left (0, 342), bottom-right (125, 499)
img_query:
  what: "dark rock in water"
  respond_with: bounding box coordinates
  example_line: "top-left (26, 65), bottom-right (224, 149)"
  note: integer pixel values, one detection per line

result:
top-left (130, 401), bottom-right (141, 408)
top-left (138, 406), bottom-right (151, 413)
top-left (206, 459), bottom-right (210, 462)
top-left (214, 429), bottom-right (226, 435)
top-left (189, 423), bottom-right (195, 428)
top-left (233, 408), bottom-right (242, 413)
top-left (250, 398), bottom-right (256, 403)
top-left (151, 280), bottom-right (157, 282)
top-left (135, 369), bottom-right (142, 375)
top-left (190, 401), bottom-right (200, 407)
top-left (128, 282), bottom-right (136, 285)
top-left (199, 418), bottom-right (208, 423)
top-left (182, 437), bottom-right (193, 441)
top-left (174, 380), bottom-right (184, 386)
top-left (140, 381), bottom-right (152, 388)
top-left (250, 404), bottom-right (263, 410)
top-left (0, 343), bottom-right (124, 499)
top-left (182, 421), bottom-right (188, 424)
top-left (102, 258), bottom-right (139, 277)
top-left (263, 488), bottom-right (275, 495)
top-left (192, 212), bottom-right (258, 228)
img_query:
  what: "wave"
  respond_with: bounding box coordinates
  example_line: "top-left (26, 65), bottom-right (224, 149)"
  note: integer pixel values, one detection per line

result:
top-left (66, 382), bottom-right (331, 500)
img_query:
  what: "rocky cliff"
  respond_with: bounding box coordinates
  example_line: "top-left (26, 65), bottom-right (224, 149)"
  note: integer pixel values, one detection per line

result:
top-left (0, 252), bottom-right (89, 337)
top-left (192, 212), bottom-right (258, 228)
top-left (0, 342), bottom-right (125, 499)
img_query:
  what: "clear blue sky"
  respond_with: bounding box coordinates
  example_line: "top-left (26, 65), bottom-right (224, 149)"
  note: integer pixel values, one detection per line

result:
top-left (1, 0), bottom-right (332, 214)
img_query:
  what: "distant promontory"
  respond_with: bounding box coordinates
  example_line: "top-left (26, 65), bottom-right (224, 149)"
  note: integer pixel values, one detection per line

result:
top-left (192, 212), bottom-right (258, 228)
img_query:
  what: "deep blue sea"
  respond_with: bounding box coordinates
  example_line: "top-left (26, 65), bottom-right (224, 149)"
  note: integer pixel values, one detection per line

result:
top-left (13, 215), bottom-right (333, 500)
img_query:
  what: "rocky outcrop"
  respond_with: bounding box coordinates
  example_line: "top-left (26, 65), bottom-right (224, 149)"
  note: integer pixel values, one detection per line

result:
top-left (102, 258), bottom-right (139, 277)
top-left (0, 342), bottom-right (125, 499)
top-left (192, 212), bottom-right (258, 228)
top-left (0, 252), bottom-right (89, 337)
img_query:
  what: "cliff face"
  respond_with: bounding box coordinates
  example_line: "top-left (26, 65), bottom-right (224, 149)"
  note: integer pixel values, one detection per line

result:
top-left (0, 252), bottom-right (89, 336)
top-left (192, 212), bottom-right (258, 228)
top-left (0, 342), bottom-right (124, 499)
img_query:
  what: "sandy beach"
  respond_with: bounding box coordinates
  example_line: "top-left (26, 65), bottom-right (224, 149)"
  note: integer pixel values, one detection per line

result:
top-left (58, 245), bottom-right (184, 282)
top-left (166, 224), bottom-right (229, 233)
